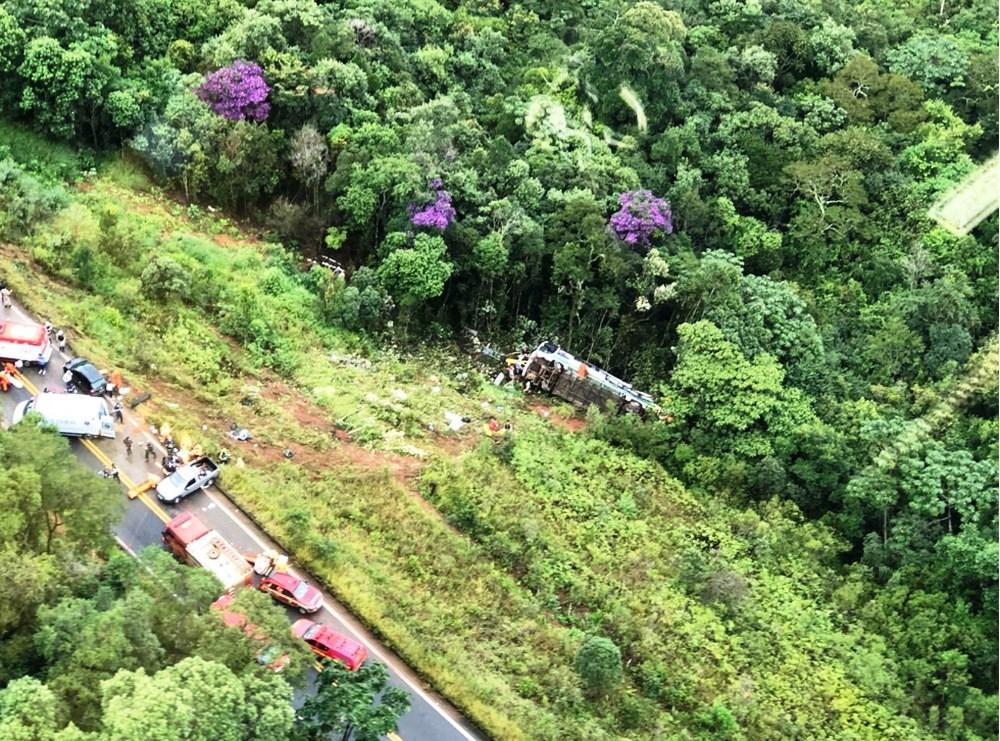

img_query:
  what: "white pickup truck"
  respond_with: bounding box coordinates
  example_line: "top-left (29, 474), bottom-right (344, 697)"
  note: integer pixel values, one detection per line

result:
top-left (155, 457), bottom-right (220, 503)
top-left (12, 391), bottom-right (115, 439)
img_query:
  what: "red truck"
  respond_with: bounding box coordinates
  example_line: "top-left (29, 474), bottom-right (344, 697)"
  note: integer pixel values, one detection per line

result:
top-left (162, 512), bottom-right (253, 593)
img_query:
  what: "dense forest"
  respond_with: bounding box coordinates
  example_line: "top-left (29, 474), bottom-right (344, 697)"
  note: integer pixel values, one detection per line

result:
top-left (0, 0), bottom-right (996, 738)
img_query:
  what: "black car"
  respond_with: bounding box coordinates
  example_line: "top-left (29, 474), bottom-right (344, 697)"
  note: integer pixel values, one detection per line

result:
top-left (63, 358), bottom-right (108, 395)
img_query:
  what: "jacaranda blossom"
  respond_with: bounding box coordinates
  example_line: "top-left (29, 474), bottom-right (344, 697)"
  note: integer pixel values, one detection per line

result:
top-left (410, 180), bottom-right (456, 230)
top-left (196, 61), bottom-right (271, 122)
top-left (609, 190), bottom-right (673, 248)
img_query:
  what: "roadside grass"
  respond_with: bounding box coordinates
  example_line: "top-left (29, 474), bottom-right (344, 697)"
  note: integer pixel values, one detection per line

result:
top-left (0, 153), bottom-right (931, 740)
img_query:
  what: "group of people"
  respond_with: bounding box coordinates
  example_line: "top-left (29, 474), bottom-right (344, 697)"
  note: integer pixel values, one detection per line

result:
top-left (160, 434), bottom-right (184, 473)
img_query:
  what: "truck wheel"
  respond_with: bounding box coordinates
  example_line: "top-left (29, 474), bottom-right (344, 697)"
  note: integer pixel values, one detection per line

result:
top-left (298, 607), bottom-right (307, 614)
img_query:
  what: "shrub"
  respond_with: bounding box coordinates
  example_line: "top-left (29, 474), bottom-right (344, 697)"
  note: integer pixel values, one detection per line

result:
top-left (0, 158), bottom-right (67, 239)
top-left (575, 636), bottom-right (624, 696)
top-left (140, 254), bottom-right (188, 301)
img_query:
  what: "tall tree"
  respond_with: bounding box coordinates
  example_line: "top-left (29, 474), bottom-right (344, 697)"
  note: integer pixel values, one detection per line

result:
top-left (295, 662), bottom-right (409, 741)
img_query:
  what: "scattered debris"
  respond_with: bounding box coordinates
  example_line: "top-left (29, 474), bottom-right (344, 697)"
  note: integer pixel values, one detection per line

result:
top-left (392, 389), bottom-right (408, 401)
top-left (329, 353), bottom-right (372, 369)
top-left (127, 391), bottom-right (151, 409)
top-left (228, 426), bottom-right (253, 442)
top-left (444, 411), bottom-right (466, 431)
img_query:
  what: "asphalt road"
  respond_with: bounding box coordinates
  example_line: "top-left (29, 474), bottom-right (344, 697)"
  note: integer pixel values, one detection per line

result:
top-left (0, 301), bottom-right (483, 741)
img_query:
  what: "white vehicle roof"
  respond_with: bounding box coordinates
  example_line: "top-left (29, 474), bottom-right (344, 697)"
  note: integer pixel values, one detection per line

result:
top-left (186, 531), bottom-right (251, 591)
top-left (32, 392), bottom-right (109, 418)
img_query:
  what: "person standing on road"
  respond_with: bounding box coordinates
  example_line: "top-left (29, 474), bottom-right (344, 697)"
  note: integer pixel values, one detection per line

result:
top-left (123, 435), bottom-right (133, 456)
top-left (0, 286), bottom-right (12, 310)
top-left (110, 369), bottom-right (123, 395)
top-left (36, 351), bottom-right (48, 375)
top-left (144, 441), bottom-right (155, 462)
top-left (55, 329), bottom-right (66, 352)
top-left (112, 400), bottom-right (124, 423)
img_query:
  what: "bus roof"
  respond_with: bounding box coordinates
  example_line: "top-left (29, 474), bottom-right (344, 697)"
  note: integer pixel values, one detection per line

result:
top-left (0, 321), bottom-right (45, 345)
top-left (186, 532), bottom-right (252, 591)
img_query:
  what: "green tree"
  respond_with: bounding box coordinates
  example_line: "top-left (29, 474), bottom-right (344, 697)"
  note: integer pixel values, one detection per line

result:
top-left (886, 33), bottom-right (969, 97)
top-left (0, 677), bottom-right (65, 741)
top-left (0, 423), bottom-right (122, 556)
top-left (587, 1), bottom-right (687, 126)
top-left (574, 636), bottom-right (624, 696)
top-left (100, 656), bottom-right (293, 741)
top-left (377, 232), bottom-right (454, 309)
top-left (662, 320), bottom-right (816, 460)
top-left (295, 662), bottom-right (409, 741)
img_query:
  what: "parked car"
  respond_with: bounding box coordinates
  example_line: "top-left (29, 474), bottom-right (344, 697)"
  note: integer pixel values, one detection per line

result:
top-left (155, 457), bottom-right (220, 503)
top-left (291, 619), bottom-right (368, 670)
top-left (62, 358), bottom-right (108, 395)
top-left (211, 594), bottom-right (290, 672)
top-left (258, 571), bottom-right (323, 614)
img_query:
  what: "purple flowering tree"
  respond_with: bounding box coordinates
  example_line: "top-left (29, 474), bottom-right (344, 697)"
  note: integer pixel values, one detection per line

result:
top-left (409, 178), bottom-right (456, 230)
top-left (196, 61), bottom-right (271, 122)
top-left (609, 190), bottom-right (673, 248)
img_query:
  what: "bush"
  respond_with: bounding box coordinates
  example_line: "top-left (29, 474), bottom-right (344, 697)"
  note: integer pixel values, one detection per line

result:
top-left (575, 636), bottom-right (624, 696)
top-left (0, 158), bottom-right (68, 239)
top-left (140, 254), bottom-right (188, 301)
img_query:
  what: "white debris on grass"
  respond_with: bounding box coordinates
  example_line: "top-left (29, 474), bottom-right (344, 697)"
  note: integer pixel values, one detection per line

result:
top-left (392, 389), bottom-right (408, 401)
top-left (444, 411), bottom-right (466, 431)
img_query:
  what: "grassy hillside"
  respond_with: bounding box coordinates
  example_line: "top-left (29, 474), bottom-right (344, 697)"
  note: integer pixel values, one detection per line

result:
top-left (0, 137), bottom-right (973, 738)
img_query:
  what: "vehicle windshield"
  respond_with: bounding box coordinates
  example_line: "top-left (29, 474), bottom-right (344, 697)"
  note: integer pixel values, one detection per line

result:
top-left (166, 471), bottom-right (188, 487)
top-left (302, 624), bottom-right (320, 641)
top-left (292, 581), bottom-right (312, 600)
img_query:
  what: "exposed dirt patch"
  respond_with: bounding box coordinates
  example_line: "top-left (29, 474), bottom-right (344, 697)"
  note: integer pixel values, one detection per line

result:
top-left (212, 233), bottom-right (241, 248)
top-left (259, 382), bottom-right (425, 485)
top-left (530, 403), bottom-right (586, 432)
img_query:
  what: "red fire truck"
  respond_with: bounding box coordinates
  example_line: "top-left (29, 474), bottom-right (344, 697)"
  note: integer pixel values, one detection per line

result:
top-left (0, 320), bottom-right (52, 366)
top-left (162, 512), bottom-right (253, 593)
